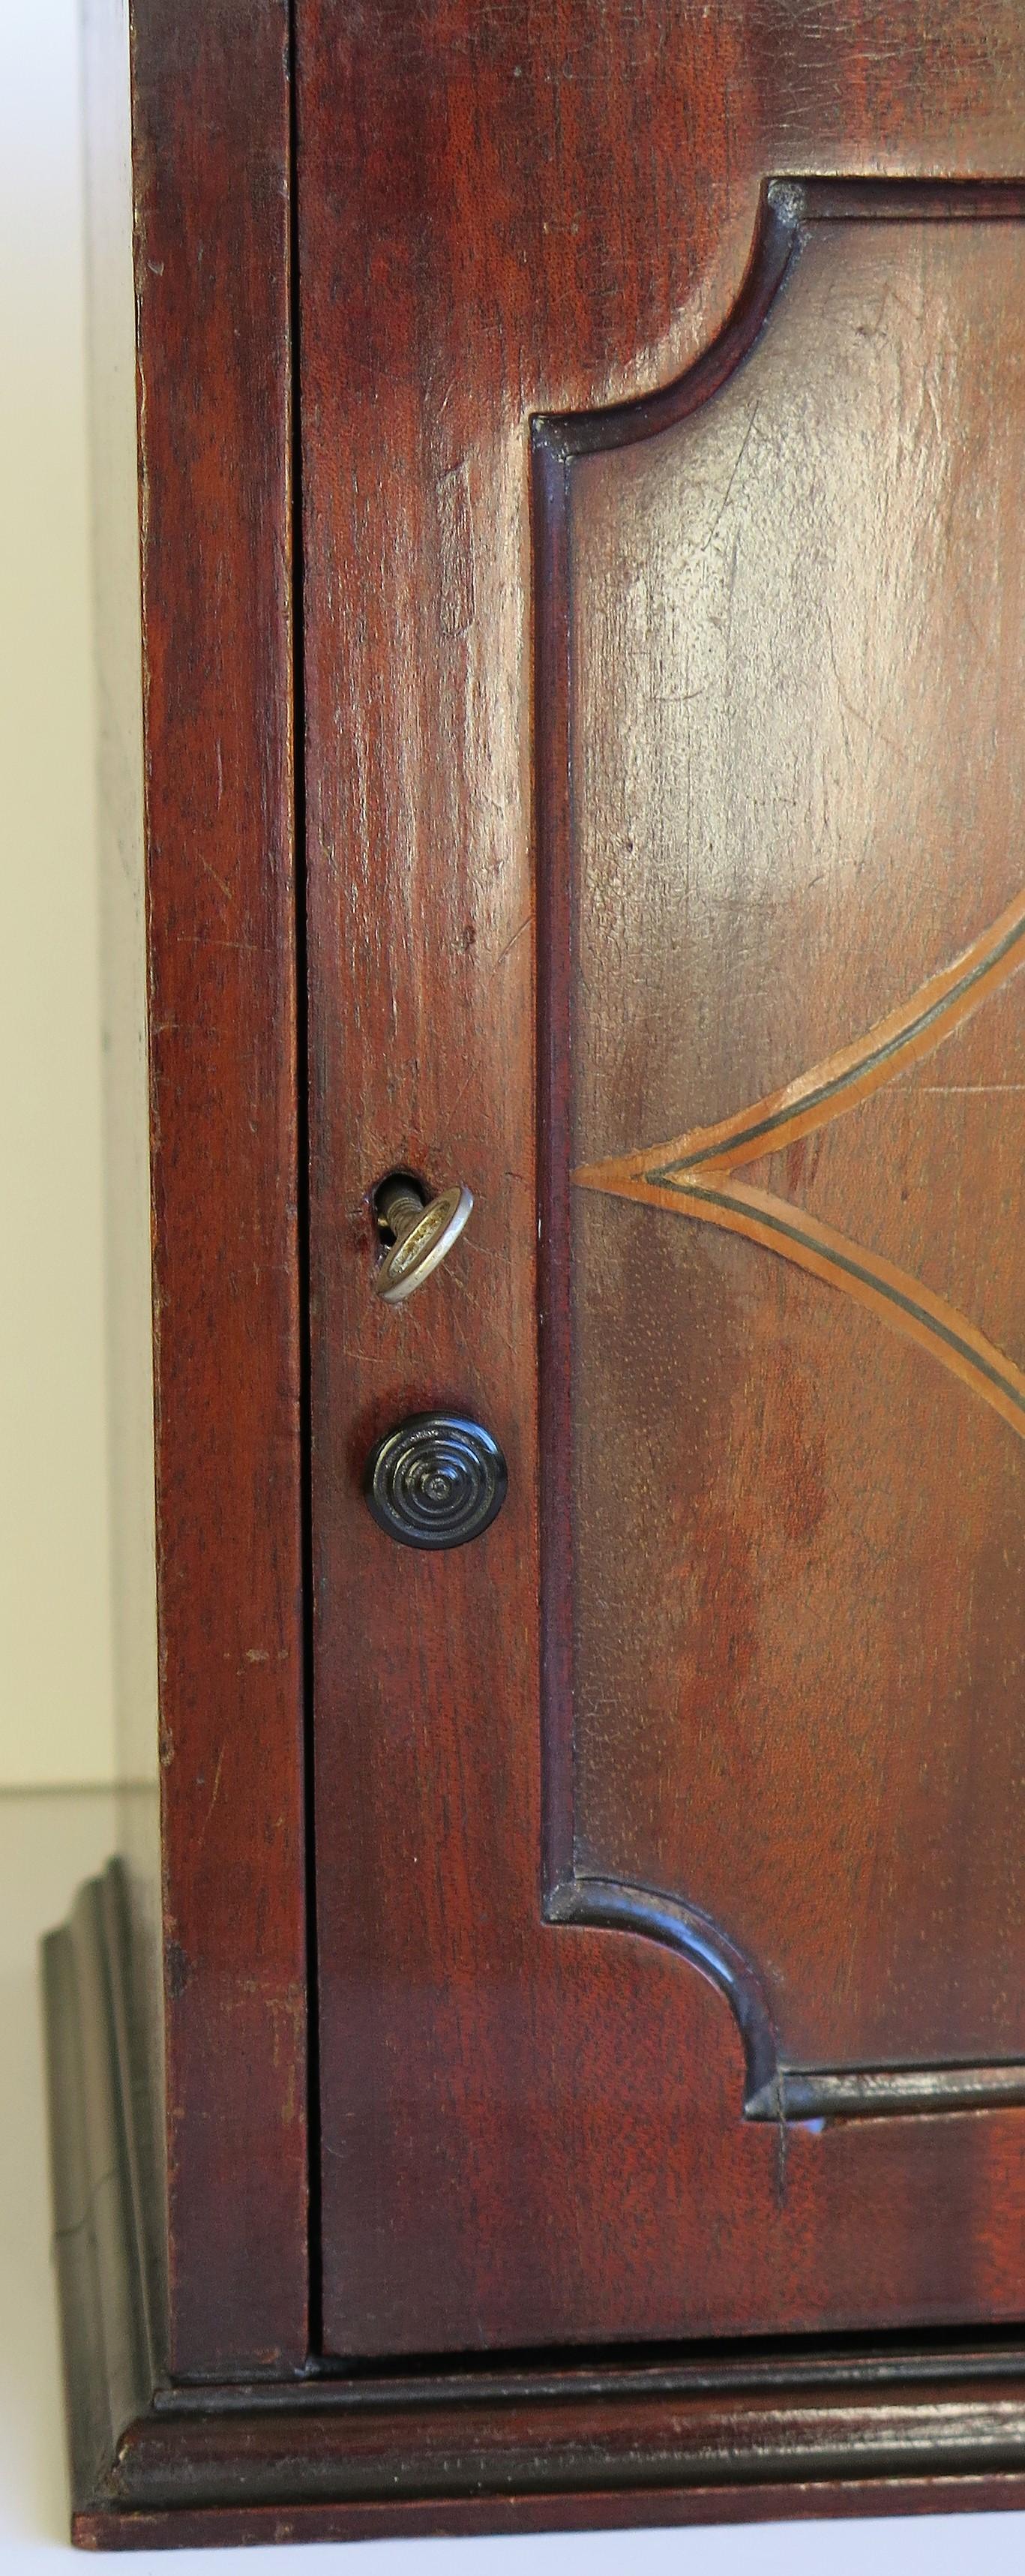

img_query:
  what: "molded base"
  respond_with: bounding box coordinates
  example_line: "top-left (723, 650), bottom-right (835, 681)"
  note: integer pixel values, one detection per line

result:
top-left (43, 1865), bottom-right (1025, 2548)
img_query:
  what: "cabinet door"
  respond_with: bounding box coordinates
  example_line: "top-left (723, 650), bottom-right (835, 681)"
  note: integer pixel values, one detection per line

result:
top-left (298, 4), bottom-right (1025, 2358)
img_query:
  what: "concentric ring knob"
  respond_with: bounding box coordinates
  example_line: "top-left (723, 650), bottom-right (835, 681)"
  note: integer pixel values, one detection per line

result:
top-left (364, 1412), bottom-right (508, 1550)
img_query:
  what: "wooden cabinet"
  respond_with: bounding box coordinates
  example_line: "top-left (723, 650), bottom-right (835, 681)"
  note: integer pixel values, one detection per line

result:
top-left (46, 0), bottom-right (1025, 2543)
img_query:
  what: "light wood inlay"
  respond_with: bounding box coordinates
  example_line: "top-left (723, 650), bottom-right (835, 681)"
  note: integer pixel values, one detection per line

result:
top-left (574, 889), bottom-right (1025, 1438)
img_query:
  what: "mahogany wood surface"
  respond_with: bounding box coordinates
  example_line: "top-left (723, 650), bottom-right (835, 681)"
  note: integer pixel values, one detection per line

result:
top-left (298, 4), bottom-right (1025, 2359)
top-left (559, 190), bottom-right (1025, 2086)
top-left (68, 2488), bottom-right (1025, 2552)
top-left (130, 0), bottom-right (307, 2374)
top-left (46, 1853), bottom-right (1025, 2541)
top-left (51, 0), bottom-right (1025, 2534)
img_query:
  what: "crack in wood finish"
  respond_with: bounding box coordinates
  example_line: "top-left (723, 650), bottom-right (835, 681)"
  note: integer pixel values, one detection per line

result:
top-left (575, 883), bottom-right (1025, 1439)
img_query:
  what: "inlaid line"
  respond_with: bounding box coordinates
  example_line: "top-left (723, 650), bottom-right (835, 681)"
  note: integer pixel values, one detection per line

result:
top-left (573, 886), bottom-right (1025, 1435)
top-left (673, 1180), bottom-right (1025, 1437)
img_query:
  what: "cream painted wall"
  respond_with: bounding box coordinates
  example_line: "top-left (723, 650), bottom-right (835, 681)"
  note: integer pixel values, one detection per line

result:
top-left (0, 0), bottom-right (116, 1783)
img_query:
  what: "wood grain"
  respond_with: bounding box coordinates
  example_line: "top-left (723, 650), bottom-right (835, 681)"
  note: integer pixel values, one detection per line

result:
top-left (581, 887), bottom-right (1025, 1180)
top-left (130, 0), bottom-right (307, 2373)
top-left (558, 191), bottom-right (1025, 2095)
top-left (300, 4), bottom-right (1025, 2362)
top-left (45, 1854), bottom-right (1025, 2539)
top-left (575, 878), bottom-right (1025, 1435)
top-left (57, 0), bottom-right (1025, 2537)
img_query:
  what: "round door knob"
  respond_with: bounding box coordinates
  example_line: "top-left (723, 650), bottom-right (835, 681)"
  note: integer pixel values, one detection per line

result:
top-left (373, 1176), bottom-right (473, 1304)
top-left (364, 1412), bottom-right (508, 1549)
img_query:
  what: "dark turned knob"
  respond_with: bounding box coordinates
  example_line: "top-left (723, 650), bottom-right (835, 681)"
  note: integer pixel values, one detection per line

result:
top-left (364, 1412), bottom-right (508, 1550)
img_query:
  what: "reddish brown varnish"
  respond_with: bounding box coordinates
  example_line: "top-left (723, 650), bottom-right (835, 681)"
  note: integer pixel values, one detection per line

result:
top-left (51, 0), bottom-right (1025, 2545)
top-left (131, 0), bottom-right (307, 2374)
top-left (574, 879), bottom-right (1025, 1439)
top-left (298, 18), bottom-right (1025, 2359)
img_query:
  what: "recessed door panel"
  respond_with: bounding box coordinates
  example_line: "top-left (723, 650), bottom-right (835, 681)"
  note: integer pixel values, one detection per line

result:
top-left (538, 191), bottom-right (1025, 2108)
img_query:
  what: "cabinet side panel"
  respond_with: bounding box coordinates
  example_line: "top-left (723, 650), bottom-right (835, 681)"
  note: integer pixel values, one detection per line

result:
top-left (130, 0), bottom-right (308, 2374)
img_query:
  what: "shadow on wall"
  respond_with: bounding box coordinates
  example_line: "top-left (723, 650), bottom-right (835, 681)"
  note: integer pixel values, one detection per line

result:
top-left (0, 0), bottom-right (115, 1786)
